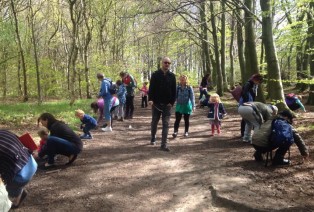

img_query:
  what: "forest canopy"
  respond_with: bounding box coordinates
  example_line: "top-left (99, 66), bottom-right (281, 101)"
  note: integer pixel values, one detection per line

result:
top-left (0, 0), bottom-right (313, 106)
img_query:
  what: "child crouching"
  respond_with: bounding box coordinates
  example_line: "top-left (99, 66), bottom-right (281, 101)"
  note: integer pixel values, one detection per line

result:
top-left (75, 109), bottom-right (97, 139)
top-left (207, 94), bottom-right (226, 136)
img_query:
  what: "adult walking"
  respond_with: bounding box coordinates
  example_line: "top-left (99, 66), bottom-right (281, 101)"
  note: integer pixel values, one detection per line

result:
top-left (37, 113), bottom-right (83, 167)
top-left (120, 71), bottom-right (137, 119)
top-left (0, 130), bottom-right (37, 209)
top-left (148, 57), bottom-right (176, 151)
top-left (97, 73), bottom-right (113, 132)
top-left (238, 102), bottom-right (278, 143)
top-left (239, 74), bottom-right (264, 137)
top-left (172, 75), bottom-right (195, 138)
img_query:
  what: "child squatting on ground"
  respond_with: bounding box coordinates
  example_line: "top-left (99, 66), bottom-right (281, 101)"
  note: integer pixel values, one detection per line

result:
top-left (32, 127), bottom-right (49, 160)
top-left (75, 109), bottom-right (97, 139)
top-left (207, 93), bottom-right (227, 136)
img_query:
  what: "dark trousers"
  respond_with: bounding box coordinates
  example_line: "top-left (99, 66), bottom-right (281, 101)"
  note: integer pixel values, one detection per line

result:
top-left (253, 143), bottom-right (291, 161)
top-left (199, 88), bottom-right (208, 100)
top-left (151, 104), bottom-right (172, 146)
top-left (241, 119), bottom-right (245, 137)
top-left (83, 123), bottom-right (96, 136)
top-left (141, 96), bottom-right (148, 108)
top-left (174, 112), bottom-right (190, 133)
top-left (46, 136), bottom-right (81, 164)
top-left (125, 95), bottom-right (134, 118)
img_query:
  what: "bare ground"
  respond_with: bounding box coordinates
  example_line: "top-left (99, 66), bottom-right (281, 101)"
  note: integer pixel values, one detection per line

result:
top-left (9, 94), bottom-right (314, 212)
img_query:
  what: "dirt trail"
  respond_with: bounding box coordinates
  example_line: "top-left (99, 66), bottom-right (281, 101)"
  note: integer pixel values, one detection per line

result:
top-left (13, 95), bottom-right (314, 211)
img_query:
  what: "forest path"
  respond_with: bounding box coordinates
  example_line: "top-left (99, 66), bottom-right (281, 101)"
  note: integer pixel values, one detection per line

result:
top-left (14, 95), bottom-right (314, 211)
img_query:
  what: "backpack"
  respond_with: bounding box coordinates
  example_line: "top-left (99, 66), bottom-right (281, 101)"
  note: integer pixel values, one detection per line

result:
top-left (104, 78), bottom-right (117, 95)
top-left (270, 118), bottom-right (294, 147)
top-left (231, 85), bottom-right (242, 102)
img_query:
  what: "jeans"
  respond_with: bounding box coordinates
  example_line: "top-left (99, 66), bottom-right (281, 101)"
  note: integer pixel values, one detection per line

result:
top-left (104, 98), bottom-right (111, 122)
top-left (174, 112), bottom-right (190, 133)
top-left (238, 105), bottom-right (261, 141)
top-left (46, 136), bottom-right (81, 164)
top-left (83, 123), bottom-right (96, 136)
top-left (6, 156), bottom-right (37, 197)
top-left (151, 104), bottom-right (172, 146)
top-left (125, 95), bottom-right (134, 118)
top-left (117, 103), bottom-right (125, 118)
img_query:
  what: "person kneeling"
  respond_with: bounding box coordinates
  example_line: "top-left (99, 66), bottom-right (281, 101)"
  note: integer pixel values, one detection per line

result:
top-left (252, 110), bottom-right (309, 166)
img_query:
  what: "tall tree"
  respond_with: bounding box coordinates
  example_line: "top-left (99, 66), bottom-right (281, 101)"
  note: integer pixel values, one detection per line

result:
top-left (306, 2), bottom-right (314, 105)
top-left (260, 0), bottom-right (286, 109)
top-left (28, 0), bottom-right (42, 103)
top-left (199, 0), bottom-right (211, 79)
top-left (10, 0), bottom-right (28, 101)
top-left (209, 1), bottom-right (223, 96)
top-left (221, 0), bottom-right (228, 91)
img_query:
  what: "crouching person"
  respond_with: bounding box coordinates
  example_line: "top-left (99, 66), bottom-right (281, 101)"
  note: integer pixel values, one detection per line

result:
top-left (252, 110), bottom-right (309, 166)
top-left (0, 130), bottom-right (37, 209)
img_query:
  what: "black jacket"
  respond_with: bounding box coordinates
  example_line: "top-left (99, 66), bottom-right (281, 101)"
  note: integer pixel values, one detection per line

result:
top-left (148, 69), bottom-right (176, 106)
top-left (39, 121), bottom-right (83, 158)
top-left (241, 80), bottom-right (256, 103)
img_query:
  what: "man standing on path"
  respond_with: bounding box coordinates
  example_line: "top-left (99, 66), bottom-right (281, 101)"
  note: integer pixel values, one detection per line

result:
top-left (97, 73), bottom-right (113, 132)
top-left (148, 57), bottom-right (177, 151)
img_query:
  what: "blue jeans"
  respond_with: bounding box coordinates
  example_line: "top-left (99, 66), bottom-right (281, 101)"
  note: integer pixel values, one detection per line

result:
top-left (104, 98), bottom-right (111, 122)
top-left (6, 156), bottom-right (37, 197)
top-left (83, 123), bottom-right (96, 136)
top-left (151, 104), bottom-right (172, 146)
top-left (46, 136), bottom-right (81, 164)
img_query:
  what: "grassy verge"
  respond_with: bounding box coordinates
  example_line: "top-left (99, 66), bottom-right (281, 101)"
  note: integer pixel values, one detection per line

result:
top-left (0, 99), bottom-right (96, 130)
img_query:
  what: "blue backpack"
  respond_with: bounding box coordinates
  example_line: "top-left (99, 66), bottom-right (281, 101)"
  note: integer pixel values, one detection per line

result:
top-left (105, 78), bottom-right (117, 95)
top-left (270, 118), bottom-right (294, 147)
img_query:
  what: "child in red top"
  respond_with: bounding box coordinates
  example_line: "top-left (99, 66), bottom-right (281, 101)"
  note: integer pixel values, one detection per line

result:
top-left (139, 82), bottom-right (148, 108)
top-left (32, 127), bottom-right (49, 159)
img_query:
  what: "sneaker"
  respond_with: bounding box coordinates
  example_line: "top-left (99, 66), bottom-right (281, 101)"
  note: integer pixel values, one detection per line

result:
top-left (242, 139), bottom-right (252, 144)
top-left (101, 126), bottom-right (112, 132)
top-left (102, 123), bottom-right (108, 128)
top-left (80, 134), bottom-right (92, 139)
top-left (184, 132), bottom-right (188, 137)
top-left (159, 146), bottom-right (170, 152)
top-left (273, 159), bottom-right (290, 166)
top-left (172, 132), bottom-right (178, 138)
top-left (150, 137), bottom-right (156, 145)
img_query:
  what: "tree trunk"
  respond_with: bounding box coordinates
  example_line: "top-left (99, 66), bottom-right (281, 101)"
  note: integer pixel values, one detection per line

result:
top-left (221, 0), bottom-right (228, 91)
top-left (199, 0), bottom-right (211, 81)
top-left (68, 0), bottom-right (81, 105)
top-left (210, 2), bottom-right (223, 96)
top-left (260, 0), bottom-right (287, 110)
top-left (244, 0), bottom-right (265, 102)
top-left (11, 0), bottom-right (28, 101)
top-left (306, 3), bottom-right (314, 105)
top-left (82, 0), bottom-right (92, 99)
top-left (229, 12), bottom-right (235, 89)
top-left (29, 0), bottom-right (42, 103)
top-left (236, 7), bottom-right (246, 85)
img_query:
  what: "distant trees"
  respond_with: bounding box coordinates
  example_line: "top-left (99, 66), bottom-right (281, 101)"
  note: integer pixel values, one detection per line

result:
top-left (0, 0), bottom-right (313, 105)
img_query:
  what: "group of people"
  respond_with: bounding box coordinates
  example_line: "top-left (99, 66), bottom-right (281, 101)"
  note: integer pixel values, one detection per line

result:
top-left (235, 74), bottom-right (309, 166)
top-left (0, 57), bottom-right (310, 210)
